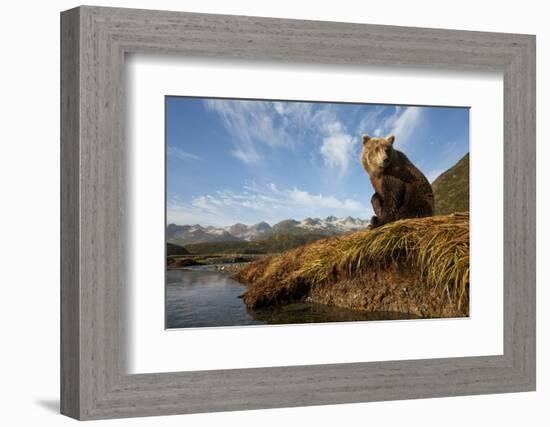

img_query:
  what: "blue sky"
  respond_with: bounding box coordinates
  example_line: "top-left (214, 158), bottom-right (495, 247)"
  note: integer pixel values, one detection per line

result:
top-left (166, 97), bottom-right (469, 227)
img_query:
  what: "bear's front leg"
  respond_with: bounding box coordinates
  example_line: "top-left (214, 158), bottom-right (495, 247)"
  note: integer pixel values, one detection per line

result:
top-left (371, 192), bottom-right (383, 217)
top-left (368, 215), bottom-right (380, 230)
top-left (369, 193), bottom-right (383, 229)
top-left (374, 181), bottom-right (406, 227)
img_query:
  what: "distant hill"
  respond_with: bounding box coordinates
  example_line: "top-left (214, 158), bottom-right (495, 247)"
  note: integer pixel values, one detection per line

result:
top-left (183, 233), bottom-right (329, 255)
top-left (270, 219), bottom-right (300, 234)
top-left (228, 221), bottom-right (272, 240)
top-left (166, 242), bottom-right (189, 256)
top-left (432, 153), bottom-right (469, 215)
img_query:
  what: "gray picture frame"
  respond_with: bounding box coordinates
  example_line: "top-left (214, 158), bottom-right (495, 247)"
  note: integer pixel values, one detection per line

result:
top-left (60, 5), bottom-right (536, 420)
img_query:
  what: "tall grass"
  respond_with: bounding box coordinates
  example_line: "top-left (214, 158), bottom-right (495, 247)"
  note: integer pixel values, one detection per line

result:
top-left (235, 212), bottom-right (469, 310)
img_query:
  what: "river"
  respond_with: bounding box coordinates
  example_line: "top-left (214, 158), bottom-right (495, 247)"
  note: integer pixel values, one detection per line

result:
top-left (166, 266), bottom-right (417, 329)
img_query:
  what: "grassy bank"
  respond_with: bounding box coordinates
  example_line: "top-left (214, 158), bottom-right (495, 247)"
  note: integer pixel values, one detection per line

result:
top-left (233, 213), bottom-right (469, 318)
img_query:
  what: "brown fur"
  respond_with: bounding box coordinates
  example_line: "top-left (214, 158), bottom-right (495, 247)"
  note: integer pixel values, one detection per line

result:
top-left (360, 134), bottom-right (434, 228)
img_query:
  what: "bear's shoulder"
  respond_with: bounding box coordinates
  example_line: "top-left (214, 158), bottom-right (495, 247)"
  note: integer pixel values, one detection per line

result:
top-left (382, 151), bottom-right (414, 178)
top-left (392, 149), bottom-right (411, 165)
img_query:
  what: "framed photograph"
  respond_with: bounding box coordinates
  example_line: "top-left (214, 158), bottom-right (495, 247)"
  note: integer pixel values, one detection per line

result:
top-left (164, 97), bottom-right (471, 329)
top-left (61, 6), bottom-right (536, 420)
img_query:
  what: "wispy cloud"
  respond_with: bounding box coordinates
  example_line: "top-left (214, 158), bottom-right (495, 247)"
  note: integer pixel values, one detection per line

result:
top-left (167, 182), bottom-right (371, 227)
top-left (388, 107), bottom-right (423, 146)
top-left (355, 106), bottom-right (388, 136)
top-left (320, 133), bottom-right (355, 173)
top-left (167, 146), bottom-right (202, 163)
top-left (356, 106), bottom-right (423, 147)
top-left (316, 110), bottom-right (357, 176)
top-left (204, 99), bottom-right (297, 164)
top-left (205, 99), bottom-right (357, 175)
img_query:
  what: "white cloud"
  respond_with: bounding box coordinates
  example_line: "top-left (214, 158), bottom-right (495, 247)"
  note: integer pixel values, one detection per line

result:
top-left (288, 188), bottom-right (364, 211)
top-left (232, 149), bottom-right (261, 164)
top-left (204, 101), bottom-right (424, 170)
top-left (167, 146), bottom-right (202, 163)
top-left (310, 106), bottom-right (357, 175)
top-left (273, 102), bottom-right (285, 115)
top-left (205, 99), bottom-right (301, 164)
top-left (388, 107), bottom-right (422, 146)
top-left (204, 99), bottom-right (356, 174)
top-left (167, 182), bottom-right (371, 227)
top-left (356, 106), bottom-right (387, 136)
top-left (357, 106), bottom-right (423, 147)
top-left (320, 133), bottom-right (355, 174)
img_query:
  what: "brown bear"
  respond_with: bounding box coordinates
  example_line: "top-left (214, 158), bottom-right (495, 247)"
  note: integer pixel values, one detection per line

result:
top-left (360, 134), bottom-right (434, 228)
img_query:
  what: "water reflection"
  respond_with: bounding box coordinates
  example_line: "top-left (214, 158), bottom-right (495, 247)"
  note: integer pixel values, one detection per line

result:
top-left (249, 302), bottom-right (419, 324)
top-left (166, 269), bottom-right (263, 328)
top-left (166, 267), bottom-right (419, 329)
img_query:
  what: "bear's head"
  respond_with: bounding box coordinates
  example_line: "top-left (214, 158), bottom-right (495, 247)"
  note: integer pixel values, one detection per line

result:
top-left (360, 134), bottom-right (396, 177)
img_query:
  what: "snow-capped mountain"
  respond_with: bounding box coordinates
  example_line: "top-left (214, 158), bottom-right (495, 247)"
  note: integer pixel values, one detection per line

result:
top-left (293, 216), bottom-right (370, 233)
top-left (228, 221), bottom-right (272, 241)
top-left (166, 223), bottom-right (242, 245)
top-left (167, 216), bottom-right (369, 245)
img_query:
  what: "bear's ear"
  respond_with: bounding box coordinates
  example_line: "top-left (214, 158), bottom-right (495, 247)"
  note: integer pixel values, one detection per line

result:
top-left (362, 134), bottom-right (371, 145)
top-left (386, 135), bottom-right (395, 145)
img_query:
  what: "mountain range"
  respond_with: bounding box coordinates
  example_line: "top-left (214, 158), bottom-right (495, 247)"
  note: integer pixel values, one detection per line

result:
top-left (167, 216), bottom-right (371, 246)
